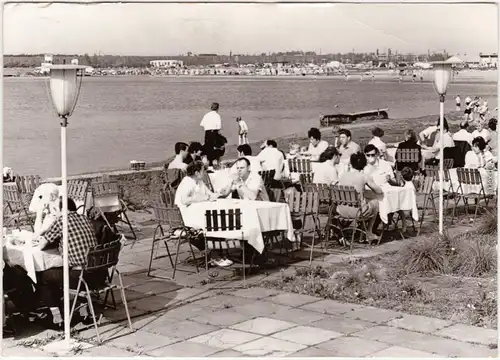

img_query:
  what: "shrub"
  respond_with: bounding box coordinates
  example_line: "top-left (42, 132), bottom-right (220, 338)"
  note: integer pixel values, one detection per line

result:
top-left (450, 233), bottom-right (497, 277)
top-left (476, 207), bottom-right (498, 236)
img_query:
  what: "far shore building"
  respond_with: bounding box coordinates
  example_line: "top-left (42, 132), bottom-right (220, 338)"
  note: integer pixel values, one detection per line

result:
top-left (150, 59), bottom-right (184, 68)
top-left (479, 53), bottom-right (498, 68)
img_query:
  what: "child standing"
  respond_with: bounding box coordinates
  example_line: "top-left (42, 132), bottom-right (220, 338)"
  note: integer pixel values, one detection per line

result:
top-left (236, 117), bottom-right (249, 145)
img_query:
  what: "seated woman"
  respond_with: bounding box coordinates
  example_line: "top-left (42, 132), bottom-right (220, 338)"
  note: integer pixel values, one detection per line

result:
top-left (465, 136), bottom-right (496, 169)
top-left (337, 153), bottom-right (384, 243)
top-left (396, 129), bottom-right (422, 172)
top-left (313, 147), bottom-right (340, 186)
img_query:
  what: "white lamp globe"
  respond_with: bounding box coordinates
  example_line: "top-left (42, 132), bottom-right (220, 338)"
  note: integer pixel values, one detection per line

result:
top-left (48, 65), bottom-right (85, 117)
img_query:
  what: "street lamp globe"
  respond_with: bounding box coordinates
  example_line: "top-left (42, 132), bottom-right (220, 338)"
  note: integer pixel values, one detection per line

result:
top-left (48, 64), bottom-right (85, 118)
top-left (432, 61), bottom-right (453, 96)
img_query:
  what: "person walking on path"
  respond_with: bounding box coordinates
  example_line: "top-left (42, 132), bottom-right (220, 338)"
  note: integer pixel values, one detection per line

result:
top-left (236, 116), bottom-right (249, 145)
top-left (200, 102), bottom-right (222, 166)
top-left (455, 95), bottom-right (461, 111)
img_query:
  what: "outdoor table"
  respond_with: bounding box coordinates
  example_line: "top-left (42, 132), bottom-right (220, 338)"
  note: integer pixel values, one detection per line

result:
top-left (179, 198), bottom-right (296, 254)
top-left (365, 182), bottom-right (419, 224)
top-left (439, 168), bottom-right (498, 196)
top-left (3, 231), bottom-right (63, 283)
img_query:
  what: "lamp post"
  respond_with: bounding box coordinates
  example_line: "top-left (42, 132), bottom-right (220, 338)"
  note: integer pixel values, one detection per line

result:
top-left (47, 64), bottom-right (85, 349)
top-left (431, 60), bottom-right (454, 235)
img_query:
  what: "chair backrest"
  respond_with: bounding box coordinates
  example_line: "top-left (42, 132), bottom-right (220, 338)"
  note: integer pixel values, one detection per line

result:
top-left (288, 158), bottom-right (312, 174)
top-left (456, 168), bottom-right (483, 185)
top-left (151, 197), bottom-right (184, 229)
top-left (299, 173), bottom-right (314, 186)
top-left (302, 183), bottom-right (332, 204)
top-left (68, 180), bottom-right (89, 202)
top-left (164, 168), bottom-right (186, 190)
top-left (84, 239), bottom-right (122, 272)
top-left (3, 183), bottom-right (24, 211)
top-left (395, 148), bottom-right (420, 163)
top-left (331, 185), bottom-right (361, 207)
top-left (270, 188), bottom-right (285, 203)
top-left (285, 190), bottom-right (319, 215)
top-left (453, 141), bottom-right (471, 168)
top-left (443, 158), bottom-right (454, 169)
top-left (418, 176), bottom-right (435, 195)
top-left (424, 165), bottom-right (452, 182)
top-left (15, 175), bottom-right (41, 195)
top-left (205, 209), bottom-right (242, 232)
top-left (161, 188), bottom-right (176, 207)
top-left (258, 170), bottom-right (276, 187)
top-left (92, 180), bottom-right (120, 199)
top-left (202, 171), bottom-right (214, 192)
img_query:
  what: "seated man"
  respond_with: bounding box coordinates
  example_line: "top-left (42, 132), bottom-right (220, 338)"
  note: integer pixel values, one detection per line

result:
top-left (313, 147), bottom-right (340, 185)
top-left (183, 142), bottom-right (204, 165)
top-left (167, 142), bottom-right (189, 170)
top-left (452, 121), bottom-right (473, 145)
top-left (174, 161), bottom-right (219, 208)
top-left (305, 127), bottom-right (329, 161)
top-left (336, 129), bottom-right (361, 163)
top-left (35, 197), bottom-right (104, 328)
top-left (220, 158), bottom-right (269, 201)
top-left (363, 144), bottom-right (400, 187)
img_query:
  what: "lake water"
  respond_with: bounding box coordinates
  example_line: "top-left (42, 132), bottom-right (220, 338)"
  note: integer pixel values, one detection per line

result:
top-left (4, 74), bottom-right (497, 178)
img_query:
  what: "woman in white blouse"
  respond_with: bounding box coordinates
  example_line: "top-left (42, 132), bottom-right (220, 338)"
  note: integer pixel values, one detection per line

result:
top-left (313, 147), bottom-right (340, 185)
top-left (464, 136), bottom-right (496, 169)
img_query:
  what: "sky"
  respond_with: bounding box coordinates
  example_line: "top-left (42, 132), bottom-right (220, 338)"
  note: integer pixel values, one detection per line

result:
top-left (3, 2), bottom-right (498, 56)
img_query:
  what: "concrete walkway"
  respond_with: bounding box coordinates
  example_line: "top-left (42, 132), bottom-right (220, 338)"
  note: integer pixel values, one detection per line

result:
top-left (2, 211), bottom-right (498, 357)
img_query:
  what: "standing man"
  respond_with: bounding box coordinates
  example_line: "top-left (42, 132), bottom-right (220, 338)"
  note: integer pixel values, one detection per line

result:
top-left (236, 117), bottom-right (249, 145)
top-left (200, 102), bottom-right (222, 167)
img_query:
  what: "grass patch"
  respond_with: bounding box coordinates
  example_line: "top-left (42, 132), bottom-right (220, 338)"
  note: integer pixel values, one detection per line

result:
top-left (261, 229), bottom-right (497, 329)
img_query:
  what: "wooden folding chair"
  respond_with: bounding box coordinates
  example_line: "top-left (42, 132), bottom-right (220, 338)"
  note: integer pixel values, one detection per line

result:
top-left (395, 148), bottom-right (421, 172)
top-left (288, 158), bottom-right (312, 175)
top-left (147, 196), bottom-right (200, 279)
top-left (164, 168), bottom-right (186, 192)
top-left (416, 176), bottom-right (438, 235)
top-left (92, 180), bottom-right (137, 244)
top-left (15, 175), bottom-right (41, 204)
top-left (258, 170), bottom-right (276, 192)
top-left (284, 190), bottom-right (320, 263)
top-left (329, 185), bottom-right (375, 250)
top-left (204, 209), bottom-right (248, 283)
top-left (269, 188), bottom-right (285, 203)
top-left (452, 168), bottom-right (491, 222)
top-left (299, 173), bottom-right (314, 191)
top-left (68, 179), bottom-right (89, 214)
top-left (202, 171), bottom-right (214, 192)
top-left (69, 240), bottom-right (133, 344)
top-left (3, 183), bottom-right (35, 231)
top-left (303, 183), bottom-right (333, 206)
top-left (424, 165), bottom-right (455, 219)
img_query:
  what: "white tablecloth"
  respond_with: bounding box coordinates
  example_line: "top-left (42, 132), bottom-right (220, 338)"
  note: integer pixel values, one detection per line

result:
top-left (367, 183), bottom-right (419, 224)
top-left (3, 232), bottom-right (63, 283)
top-left (180, 198), bottom-right (296, 254)
top-left (439, 168), bottom-right (498, 196)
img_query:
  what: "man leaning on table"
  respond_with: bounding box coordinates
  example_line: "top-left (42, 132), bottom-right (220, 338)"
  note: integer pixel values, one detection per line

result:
top-left (219, 157), bottom-right (269, 201)
top-left (34, 197), bottom-right (104, 329)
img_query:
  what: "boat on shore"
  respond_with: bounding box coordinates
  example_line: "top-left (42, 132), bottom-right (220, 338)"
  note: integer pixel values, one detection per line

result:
top-left (320, 108), bottom-right (389, 127)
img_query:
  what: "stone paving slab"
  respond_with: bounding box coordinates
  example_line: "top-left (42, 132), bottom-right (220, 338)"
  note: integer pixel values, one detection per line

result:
top-left (271, 325), bottom-right (343, 346)
top-left (285, 346), bottom-right (331, 357)
top-left (432, 323), bottom-right (498, 346)
top-left (344, 307), bottom-right (404, 324)
top-left (352, 325), bottom-right (430, 346)
top-left (230, 317), bottom-right (297, 335)
top-left (231, 287), bottom-right (281, 300)
top-left (299, 298), bottom-right (366, 315)
top-left (311, 315), bottom-right (376, 334)
top-left (145, 319), bottom-right (218, 339)
top-left (368, 345), bottom-right (442, 358)
top-left (267, 306), bottom-right (327, 325)
top-left (147, 340), bottom-right (222, 357)
top-left (229, 300), bottom-right (292, 317)
top-left (189, 309), bottom-right (255, 327)
top-left (208, 349), bottom-right (246, 357)
top-left (189, 328), bottom-right (262, 350)
top-left (264, 292), bottom-right (322, 308)
top-left (105, 327), bottom-right (182, 352)
top-left (387, 313), bottom-right (453, 334)
top-left (315, 335), bottom-right (390, 357)
top-left (233, 336), bottom-right (307, 357)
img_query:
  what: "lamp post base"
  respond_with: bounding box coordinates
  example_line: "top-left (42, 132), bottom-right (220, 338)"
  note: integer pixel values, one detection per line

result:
top-left (42, 338), bottom-right (92, 356)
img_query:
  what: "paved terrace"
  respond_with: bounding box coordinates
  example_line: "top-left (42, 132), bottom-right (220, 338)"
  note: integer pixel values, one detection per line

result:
top-left (2, 211), bottom-right (498, 357)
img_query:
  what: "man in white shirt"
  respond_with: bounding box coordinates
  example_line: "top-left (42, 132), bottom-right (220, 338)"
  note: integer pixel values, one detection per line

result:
top-left (257, 140), bottom-right (285, 180)
top-left (305, 127), bottom-right (329, 161)
top-left (220, 158), bottom-right (268, 201)
top-left (313, 147), bottom-right (340, 185)
top-left (472, 122), bottom-right (491, 143)
top-left (363, 144), bottom-right (398, 187)
top-left (174, 161), bottom-right (218, 208)
top-left (419, 119), bottom-right (440, 146)
top-left (200, 102), bottom-right (222, 166)
top-left (168, 142), bottom-right (189, 171)
top-left (368, 127), bottom-right (387, 157)
top-left (452, 122), bottom-right (474, 144)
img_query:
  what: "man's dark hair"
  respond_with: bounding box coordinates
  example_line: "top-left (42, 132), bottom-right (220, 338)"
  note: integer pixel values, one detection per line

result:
top-left (350, 153), bottom-right (367, 171)
top-left (372, 127), bottom-right (384, 138)
top-left (59, 197), bottom-right (77, 212)
top-left (308, 127), bottom-right (322, 141)
top-left (319, 147), bottom-right (339, 162)
top-left (363, 144), bottom-right (379, 154)
top-left (174, 142), bottom-right (188, 155)
top-left (401, 167), bottom-right (414, 182)
top-left (188, 142), bottom-right (203, 154)
top-left (267, 140), bottom-right (278, 148)
top-left (472, 136), bottom-right (487, 151)
top-left (211, 102), bottom-right (219, 111)
top-left (488, 118), bottom-right (497, 131)
top-left (460, 122), bottom-right (469, 130)
top-left (436, 117), bottom-right (449, 129)
top-left (186, 161), bottom-right (204, 176)
top-left (237, 144), bottom-right (252, 156)
top-left (338, 129), bottom-right (352, 138)
top-left (235, 157), bottom-right (251, 167)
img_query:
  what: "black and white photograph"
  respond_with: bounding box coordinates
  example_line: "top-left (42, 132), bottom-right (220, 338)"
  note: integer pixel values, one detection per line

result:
top-left (0, 1), bottom-right (498, 357)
